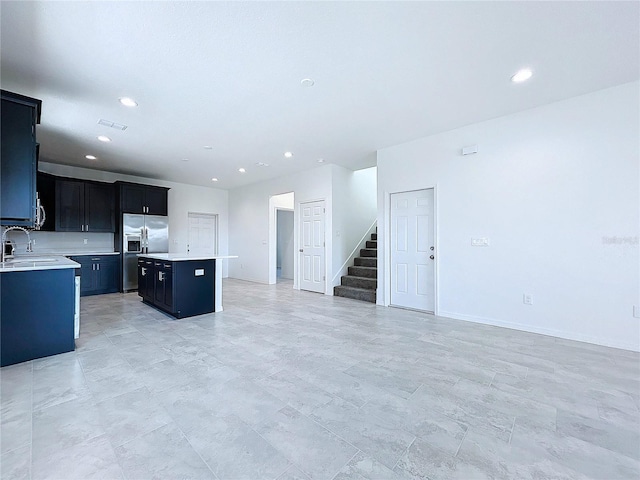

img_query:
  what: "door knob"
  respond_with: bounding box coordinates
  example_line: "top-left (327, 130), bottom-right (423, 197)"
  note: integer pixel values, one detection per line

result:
top-left (430, 246), bottom-right (434, 251)
top-left (299, 249), bottom-right (304, 252)
top-left (430, 255), bottom-right (434, 260)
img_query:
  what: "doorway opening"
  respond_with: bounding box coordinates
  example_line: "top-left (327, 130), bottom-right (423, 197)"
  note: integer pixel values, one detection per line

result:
top-left (269, 192), bottom-right (294, 285)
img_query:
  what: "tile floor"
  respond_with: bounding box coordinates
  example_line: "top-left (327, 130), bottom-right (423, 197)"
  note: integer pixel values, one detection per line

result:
top-left (1, 279), bottom-right (639, 480)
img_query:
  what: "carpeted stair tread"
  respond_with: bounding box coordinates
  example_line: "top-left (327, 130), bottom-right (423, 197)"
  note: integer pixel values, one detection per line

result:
top-left (334, 285), bottom-right (376, 303)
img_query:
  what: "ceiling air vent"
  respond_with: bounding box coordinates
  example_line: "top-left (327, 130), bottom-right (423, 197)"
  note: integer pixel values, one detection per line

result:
top-left (97, 119), bottom-right (128, 131)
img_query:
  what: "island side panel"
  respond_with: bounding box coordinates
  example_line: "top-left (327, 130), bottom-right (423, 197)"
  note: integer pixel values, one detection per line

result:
top-left (1, 268), bottom-right (75, 367)
top-left (174, 259), bottom-right (214, 318)
top-left (214, 259), bottom-right (223, 313)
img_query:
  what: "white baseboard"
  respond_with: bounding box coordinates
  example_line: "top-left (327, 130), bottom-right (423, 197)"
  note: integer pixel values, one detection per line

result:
top-left (438, 310), bottom-right (640, 353)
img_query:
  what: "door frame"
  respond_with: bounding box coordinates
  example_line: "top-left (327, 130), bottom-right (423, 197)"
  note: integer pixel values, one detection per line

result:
top-left (270, 207), bottom-right (295, 283)
top-left (297, 198), bottom-right (327, 294)
top-left (187, 212), bottom-right (218, 255)
top-left (384, 185), bottom-right (439, 314)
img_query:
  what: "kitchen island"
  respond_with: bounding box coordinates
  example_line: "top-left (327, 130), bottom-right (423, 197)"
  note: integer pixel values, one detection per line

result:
top-left (0, 256), bottom-right (79, 366)
top-left (137, 254), bottom-right (236, 318)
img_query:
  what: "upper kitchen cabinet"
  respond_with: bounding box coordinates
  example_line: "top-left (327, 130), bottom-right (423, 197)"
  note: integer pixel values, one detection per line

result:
top-left (116, 182), bottom-right (169, 216)
top-left (55, 178), bottom-right (115, 232)
top-left (1, 90), bottom-right (42, 227)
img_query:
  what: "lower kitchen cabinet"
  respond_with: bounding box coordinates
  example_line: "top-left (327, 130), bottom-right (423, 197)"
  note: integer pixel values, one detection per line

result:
top-left (69, 255), bottom-right (119, 296)
top-left (138, 257), bottom-right (214, 318)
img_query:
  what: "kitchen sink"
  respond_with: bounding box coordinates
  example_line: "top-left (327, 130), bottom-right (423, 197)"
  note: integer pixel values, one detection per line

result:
top-left (6, 257), bottom-right (58, 264)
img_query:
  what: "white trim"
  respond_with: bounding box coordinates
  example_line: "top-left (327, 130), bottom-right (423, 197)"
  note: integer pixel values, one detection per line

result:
top-left (438, 310), bottom-right (640, 353)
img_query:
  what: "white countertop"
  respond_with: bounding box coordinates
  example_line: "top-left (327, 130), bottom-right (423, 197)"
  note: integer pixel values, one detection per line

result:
top-left (138, 254), bottom-right (238, 261)
top-left (62, 252), bottom-right (120, 256)
top-left (0, 255), bottom-right (80, 273)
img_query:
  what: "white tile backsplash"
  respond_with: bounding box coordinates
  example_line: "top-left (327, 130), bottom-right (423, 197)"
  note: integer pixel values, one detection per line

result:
top-left (3, 230), bottom-right (115, 254)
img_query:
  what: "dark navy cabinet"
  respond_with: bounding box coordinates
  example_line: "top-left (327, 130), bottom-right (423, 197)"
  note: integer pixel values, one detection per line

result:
top-left (56, 179), bottom-right (115, 232)
top-left (1, 268), bottom-right (75, 367)
top-left (1, 90), bottom-right (41, 227)
top-left (117, 182), bottom-right (168, 216)
top-left (70, 255), bottom-right (119, 296)
top-left (138, 257), bottom-right (215, 318)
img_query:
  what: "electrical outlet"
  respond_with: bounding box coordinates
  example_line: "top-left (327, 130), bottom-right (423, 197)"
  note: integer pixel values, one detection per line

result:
top-left (523, 294), bottom-right (533, 305)
top-left (240, 263), bottom-right (243, 269)
top-left (471, 237), bottom-right (489, 246)
top-left (83, 238), bottom-right (88, 245)
top-left (634, 305), bottom-right (640, 319)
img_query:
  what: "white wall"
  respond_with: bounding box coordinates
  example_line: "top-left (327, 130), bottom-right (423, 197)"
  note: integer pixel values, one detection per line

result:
top-left (377, 82), bottom-right (640, 351)
top-left (228, 165), bottom-right (333, 289)
top-left (38, 163), bottom-right (231, 276)
top-left (277, 210), bottom-right (294, 279)
top-left (331, 165), bottom-right (378, 286)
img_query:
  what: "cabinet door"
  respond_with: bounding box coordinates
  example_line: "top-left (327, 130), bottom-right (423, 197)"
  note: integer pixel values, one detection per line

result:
top-left (154, 262), bottom-right (165, 305)
top-left (121, 184), bottom-right (145, 214)
top-left (144, 261), bottom-right (155, 302)
top-left (96, 257), bottom-right (118, 294)
top-left (36, 172), bottom-right (56, 231)
top-left (1, 98), bottom-right (37, 225)
top-left (85, 182), bottom-right (114, 232)
top-left (161, 263), bottom-right (173, 311)
top-left (144, 187), bottom-right (168, 216)
top-left (70, 256), bottom-right (95, 295)
top-left (56, 180), bottom-right (85, 232)
top-left (138, 260), bottom-right (146, 298)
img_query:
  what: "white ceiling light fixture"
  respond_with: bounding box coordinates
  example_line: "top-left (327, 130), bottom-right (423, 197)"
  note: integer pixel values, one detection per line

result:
top-left (511, 68), bottom-right (533, 83)
top-left (300, 78), bottom-right (315, 87)
top-left (238, 167), bottom-right (246, 173)
top-left (181, 158), bottom-right (189, 162)
top-left (284, 151), bottom-right (293, 158)
top-left (317, 158), bottom-right (325, 163)
top-left (256, 162), bottom-right (269, 167)
top-left (203, 146), bottom-right (213, 150)
top-left (211, 177), bottom-right (218, 182)
top-left (85, 155), bottom-right (97, 160)
top-left (97, 135), bottom-right (111, 142)
top-left (119, 97), bottom-right (138, 107)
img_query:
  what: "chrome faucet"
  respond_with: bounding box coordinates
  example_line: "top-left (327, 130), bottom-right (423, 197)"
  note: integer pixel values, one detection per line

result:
top-left (1, 226), bottom-right (33, 263)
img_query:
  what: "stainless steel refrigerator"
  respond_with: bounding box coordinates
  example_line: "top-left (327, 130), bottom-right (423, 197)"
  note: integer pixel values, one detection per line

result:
top-left (121, 214), bottom-right (169, 291)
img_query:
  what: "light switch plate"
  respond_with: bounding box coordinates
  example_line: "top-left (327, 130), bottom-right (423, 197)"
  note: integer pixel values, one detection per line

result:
top-left (634, 305), bottom-right (640, 318)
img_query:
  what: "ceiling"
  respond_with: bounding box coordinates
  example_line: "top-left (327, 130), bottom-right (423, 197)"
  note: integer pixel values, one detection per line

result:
top-left (1, 1), bottom-right (638, 190)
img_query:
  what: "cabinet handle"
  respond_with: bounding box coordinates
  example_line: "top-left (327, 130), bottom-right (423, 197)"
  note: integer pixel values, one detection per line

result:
top-left (86, 224), bottom-right (89, 232)
top-left (141, 267), bottom-right (146, 276)
top-left (92, 264), bottom-right (95, 271)
top-left (97, 264), bottom-right (100, 271)
top-left (91, 258), bottom-right (100, 261)
top-left (82, 225), bottom-right (84, 232)
top-left (164, 264), bottom-right (171, 268)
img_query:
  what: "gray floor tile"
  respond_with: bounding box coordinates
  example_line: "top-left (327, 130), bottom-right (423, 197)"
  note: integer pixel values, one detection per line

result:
top-left (31, 434), bottom-right (123, 480)
top-left (256, 406), bottom-right (358, 480)
top-left (333, 451), bottom-right (400, 479)
top-left (32, 396), bottom-right (105, 462)
top-left (114, 423), bottom-right (215, 480)
top-left (2, 279), bottom-right (639, 479)
top-left (0, 445), bottom-right (30, 480)
top-left (186, 414), bottom-right (291, 479)
top-left (95, 387), bottom-right (173, 447)
top-left (310, 398), bottom-right (415, 469)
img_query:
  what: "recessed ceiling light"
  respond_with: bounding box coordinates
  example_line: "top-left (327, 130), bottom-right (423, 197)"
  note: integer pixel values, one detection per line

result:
top-left (301, 78), bottom-right (315, 87)
top-left (181, 158), bottom-right (189, 162)
top-left (238, 168), bottom-right (246, 173)
top-left (85, 155), bottom-right (97, 160)
top-left (203, 146), bottom-right (213, 150)
top-left (255, 162), bottom-right (270, 167)
top-left (211, 177), bottom-right (218, 182)
top-left (284, 151), bottom-right (293, 158)
top-left (119, 97), bottom-right (138, 107)
top-left (511, 68), bottom-right (533, 83)
top-left (317, 158), bottom-right (325, 163)
top-left (97, 135), bottom-right (111, 142)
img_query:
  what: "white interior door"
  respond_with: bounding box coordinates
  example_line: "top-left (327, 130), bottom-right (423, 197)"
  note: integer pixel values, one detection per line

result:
top-left (188, 213), bottom-right (217, 255)
top-left (299, 200), bottom-right (325, 293)
top-left (390, 189), bottom-right (435, 312)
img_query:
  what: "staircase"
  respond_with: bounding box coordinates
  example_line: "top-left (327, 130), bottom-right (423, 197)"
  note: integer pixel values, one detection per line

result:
top-left (334, 231), bottom-right (377, 303)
